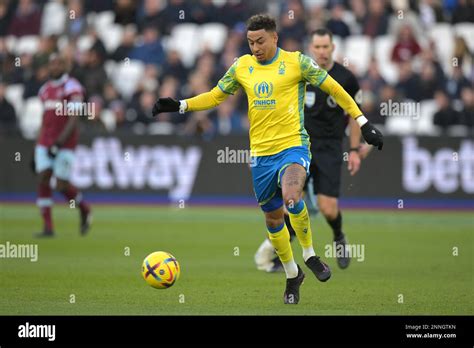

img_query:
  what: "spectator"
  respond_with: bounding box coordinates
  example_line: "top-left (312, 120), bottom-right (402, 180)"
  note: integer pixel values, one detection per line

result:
top-left (7, 0), bottom-right (42, 37)
top-left (190, 0), bottom-right (219, 24)
top-left (0, 81), bottom-right (18, 136)
top-left (1, 53), bottom-right (24, 84)
top-left (388, 0), bottom-right (423, 39)
top-left (110, 99), bottom-right (131, 131)
top-left (362, 0), bottom-right (389, 37)
top-left (211, 97), bottom-right (244, 135)
top-left (71, 47), bottom-right (108, 98)
top-left (127, 87), bottom-right (157, 134)
top-left (326, 3), bottom-right (351, 38)
top-left (459, 87), bottom-right (474, 131)
top-left (84, 0), bottom-right (114, 13)
top-left (155, 0), bottom-right (192, 36)
top-left (129, 25), bottom-right (166, 67)
top-left (279, 0), bottom-right (307, 42)
top-left (0, 0), bottom-right (13, 36)
top-left (418, 62), bottom-right (442, 100)
top-left (155, 75), bottom-right (182, 125)
top-left (361, 59), bottom-right (387, 92)
top-left (445, 65), bottom-right (470, 100)
top-left (451, 0), bottom-right (474, 24)
top-left (433, 89), bottom-right (461, 131)
top-left (182, 72), bottom-right (214, 139)
top-left (65, 0), bottom-right (88, 39)
top-left (360, 89), bottom-right (384, 125)
top-left (395, 61), bottom-right (422, 101)
top-left (418, 0), bottom-right (445, 29)
top-left (114, 0), bottom-right (138, 26)
top-left (23, 61), bottom-right (48, 99)
top-left (81, 95), bottom-right (108, 134)
top-left (349, 0), bottom-right (366, 34)
top-left (33, 35), bottom-right (58, 69)
top-left (420, 41), bottom-right (446, 85)
top-left (110, 24), bottom-right (137, 62)
top-left (160, 49), bottom-right (188, 84)
top-left (103, 81), bottom-right (122, 108)
top-left (391, 24), bottom-right (422, 64)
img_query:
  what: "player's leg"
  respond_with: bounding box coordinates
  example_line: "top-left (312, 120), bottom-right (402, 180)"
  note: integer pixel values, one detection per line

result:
top-left (263, 205), bottom-right (305, 304)
top-left (318, 194), bottom-right (349, 269)
top-left (54, 149), bottom-right (92, 235)
top-left (266, 177), bottom-right (316, 273)
top-left (34, 146), bottom-right (55, 237)
top-left (36, 169), bottom-right (54, 237)
top-left (256, 207), bottom-right (296, 273)
top-left (313, 139), bottom-right (349, 269)
top-left (281, 163), bottom-right (331, 282)
top-left (251, 153), bottom-right (304, 304)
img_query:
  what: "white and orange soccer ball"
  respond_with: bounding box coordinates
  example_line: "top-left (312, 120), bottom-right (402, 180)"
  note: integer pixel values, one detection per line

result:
top-left (141, 251), bottom-right (180, 289)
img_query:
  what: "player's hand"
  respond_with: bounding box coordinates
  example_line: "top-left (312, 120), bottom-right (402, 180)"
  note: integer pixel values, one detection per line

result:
top-left (361, 122), bottom-right (383, 150)
top-left (358, 143), bottom-right (373, 160)
top-left (152, 97), bottom-right (180, 116)
top-left (347, 151), bottom-right (361, 176)
top-left (47, 144), bottom-right (59, 158)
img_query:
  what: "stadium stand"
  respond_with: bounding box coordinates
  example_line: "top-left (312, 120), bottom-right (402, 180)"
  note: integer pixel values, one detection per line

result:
top-left (0, 0), bottom-right (472, 139)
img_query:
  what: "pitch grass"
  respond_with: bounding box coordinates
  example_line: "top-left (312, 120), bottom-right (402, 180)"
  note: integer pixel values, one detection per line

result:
top-left (0, 204), bottom-right (472, 315)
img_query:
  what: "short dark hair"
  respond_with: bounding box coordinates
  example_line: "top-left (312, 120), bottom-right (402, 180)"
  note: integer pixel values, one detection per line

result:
top-left (311, 28), bottom-right (333, 41)
top-left (246, 14), bottom-right (277, 32)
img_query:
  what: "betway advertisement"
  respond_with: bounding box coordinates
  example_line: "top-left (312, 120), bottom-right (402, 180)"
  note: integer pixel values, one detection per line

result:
top-left (0, 135), bottom-right (472, 200)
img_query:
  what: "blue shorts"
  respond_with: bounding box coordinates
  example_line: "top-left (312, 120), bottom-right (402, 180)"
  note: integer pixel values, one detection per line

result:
top-left (35, 145), bottom-right (75, 180)
top-left (251, 146), bottom-right (311, 212)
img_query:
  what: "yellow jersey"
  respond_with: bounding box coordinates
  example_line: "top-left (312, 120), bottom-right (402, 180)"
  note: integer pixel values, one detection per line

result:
top-left (216, 48), bottom-right (328, 156)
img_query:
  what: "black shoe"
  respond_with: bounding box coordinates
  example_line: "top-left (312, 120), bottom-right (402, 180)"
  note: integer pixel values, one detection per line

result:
top-left (34, 230), bottom-right (55, 238)
top-left (267, 255), bottom-right (284, 273)
top-left (80, 209), bottom-right (92, 236)
top-left (304, 256), bottom-right (331, 282)
top-left (283, 265), bottom-right (305, 304)
top-left (335, 234), bottom-right (350, 269)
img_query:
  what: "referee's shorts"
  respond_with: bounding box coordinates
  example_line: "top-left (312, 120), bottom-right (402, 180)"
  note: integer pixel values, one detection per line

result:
top-left (308, 138), bottom-right (343, 198)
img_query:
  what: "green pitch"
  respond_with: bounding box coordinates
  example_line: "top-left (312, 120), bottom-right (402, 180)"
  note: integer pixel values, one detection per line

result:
top-left (0, 204), bottom-right (472, 315)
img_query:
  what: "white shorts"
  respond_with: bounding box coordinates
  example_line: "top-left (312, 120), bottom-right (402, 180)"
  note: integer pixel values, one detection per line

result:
top-left (35, 145), bottom-right (75, 180)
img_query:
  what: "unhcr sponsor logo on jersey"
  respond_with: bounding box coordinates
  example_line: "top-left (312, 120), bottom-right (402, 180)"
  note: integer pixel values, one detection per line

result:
top-left (253, 81), bottom-right (276, 110)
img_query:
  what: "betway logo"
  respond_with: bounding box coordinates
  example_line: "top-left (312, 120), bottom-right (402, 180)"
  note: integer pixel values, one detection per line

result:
top-left (71, 138), bottom-right (202, 200)
top-left (402, 137), bottom-right (474, 193)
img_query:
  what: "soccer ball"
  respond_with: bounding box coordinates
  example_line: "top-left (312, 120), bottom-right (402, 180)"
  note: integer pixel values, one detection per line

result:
top-left (141, 251), bottom-right (180, 289)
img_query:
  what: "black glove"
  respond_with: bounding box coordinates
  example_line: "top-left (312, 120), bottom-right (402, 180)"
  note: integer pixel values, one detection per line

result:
top-left (47, 143), bottom-right (60, 158)
top-left (152, 97), bottom-right (180, 116)
top-left (361, 122), bottom-right (384, 150)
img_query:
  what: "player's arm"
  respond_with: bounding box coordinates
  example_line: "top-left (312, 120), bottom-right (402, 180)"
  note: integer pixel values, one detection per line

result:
top-left (300, 54), bottom-right (383, 150)
top-left (348, 118), bottom-right (361, 176)
top-left (152, 60), bottom-right (240, 116)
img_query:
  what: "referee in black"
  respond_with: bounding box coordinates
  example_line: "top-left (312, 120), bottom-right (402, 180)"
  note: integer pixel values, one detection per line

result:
top-left (303, 28), bottom-right (365, 269)
top-left (255, 28), bottom-right (370, 272)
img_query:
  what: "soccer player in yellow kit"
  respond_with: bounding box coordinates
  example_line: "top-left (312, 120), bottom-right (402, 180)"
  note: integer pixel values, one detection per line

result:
top-left (153, 14), bottom-right (383, 304)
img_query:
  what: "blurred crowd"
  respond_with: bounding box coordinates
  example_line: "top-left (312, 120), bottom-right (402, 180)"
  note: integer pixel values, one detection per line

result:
top-left (0, 0), bottom-right (472, 139)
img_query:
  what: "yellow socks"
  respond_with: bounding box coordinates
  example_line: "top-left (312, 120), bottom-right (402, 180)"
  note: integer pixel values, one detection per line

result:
top-left (287, 200), bottom-right (316, 261)
top-left (267, 223), bottom-right (298, 278)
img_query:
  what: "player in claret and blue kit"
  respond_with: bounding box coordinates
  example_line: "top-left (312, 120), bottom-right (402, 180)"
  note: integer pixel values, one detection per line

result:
top-left (152, 14), bottom-right (383, 304)
top-left (34, 54), bottom-right (92, 238)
